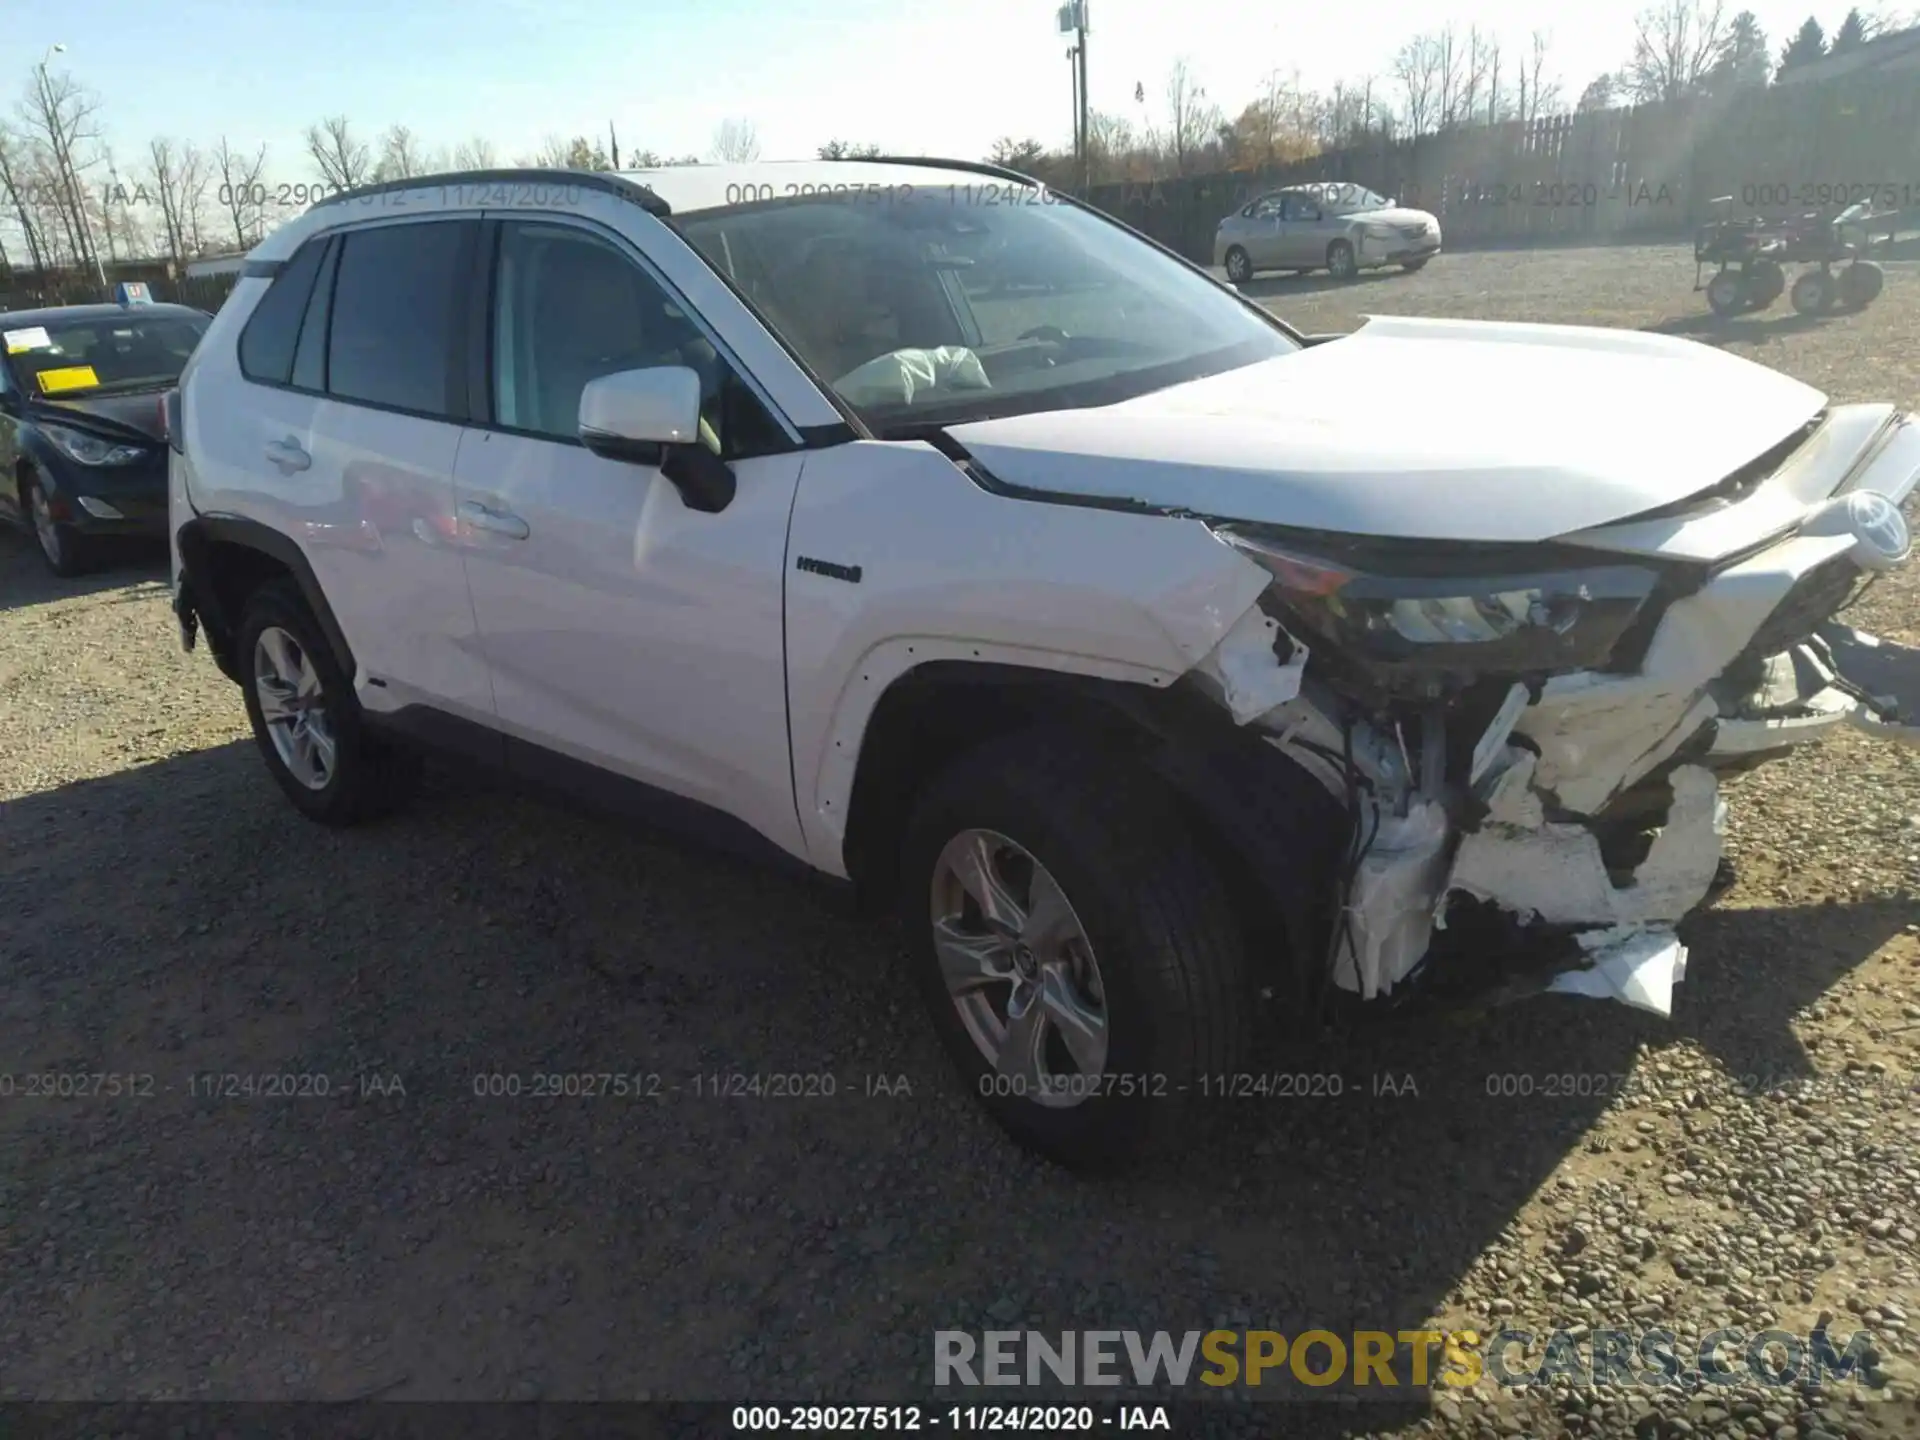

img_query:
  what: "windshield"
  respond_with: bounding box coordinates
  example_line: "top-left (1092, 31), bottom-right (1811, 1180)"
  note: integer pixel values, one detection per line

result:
top-left (671, 190), bottom-right (1296, 432)
top-left (4, 312), bottom-right (208, 397)
top-left (1318, 185), bottom-right (1390, 215)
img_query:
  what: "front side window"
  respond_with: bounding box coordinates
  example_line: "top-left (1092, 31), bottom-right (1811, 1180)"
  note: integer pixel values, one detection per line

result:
top-left (672, 189), bottom-right (1295, 434)
top-left (8, 310), bottom-right (208, 397)
top-left (490, 220), bottom-right (784, 456)
top-left (326, 220), bottom-right (473, 418)
top-left (1279, 193), bottom-right (1320, 222)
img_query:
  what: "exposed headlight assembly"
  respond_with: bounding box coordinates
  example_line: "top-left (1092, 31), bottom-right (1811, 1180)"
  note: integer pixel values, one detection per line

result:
top-left (1213, 525), bottom-right (1661, 692)
top-left (43, 423), bottom-right (146, 467)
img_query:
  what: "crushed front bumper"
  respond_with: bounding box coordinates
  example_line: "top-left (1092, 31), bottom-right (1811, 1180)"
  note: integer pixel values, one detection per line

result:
top-left (1192, 407), bottom-right (1920, 1017)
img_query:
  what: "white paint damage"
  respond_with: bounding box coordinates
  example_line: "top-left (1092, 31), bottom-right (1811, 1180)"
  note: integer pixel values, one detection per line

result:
top-left (1190, 606), bottom-right (1307, 725)
top-left (1446, 753), bottom-right (1725, 928)
top-left (1186, 595), bottom-right (1744, 1016)
top-left (1546, 928), bottom-right (1690, 1017)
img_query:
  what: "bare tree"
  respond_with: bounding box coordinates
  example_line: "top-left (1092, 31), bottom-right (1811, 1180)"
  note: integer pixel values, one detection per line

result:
top-left (1519, 31), bottom-right (1562, 125)
top-left (1162, 59), bottom-right (1220, 176)
top-left (145, 137), bottom-right (192, 267)
top-left (520, 135), bottom-right (574, 168)
top-left (1627, 0), bottom-right (1730, 103)
top-left (305, 115), bottom-right (371, 190)
top-left (1394, 36), bottom-right (1443, 136)
top-left (710, 118), bottom-right (761, 162)
top-left (214, 138), bottom-right (268, 249)
top-left (373, 124), bottom-right (428, 181)
top-left (452, 136), bottom-right (499, 169)
top-left (178, 143), bottom-right (211, 253)
top-left (0, 128), bottom-right (50, 273)
top-left (20, 63), bottom-right (106, 278)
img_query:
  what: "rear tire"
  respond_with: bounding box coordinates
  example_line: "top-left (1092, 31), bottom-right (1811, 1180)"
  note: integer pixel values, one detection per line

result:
top-left (1790, 270), bottom-right (1833, 316)
top-left (898, 729), bottom-right (1254, 1169)
top-left (236, 578), bottom-right (420, 826)
top-left (1748, 259), bottom-right (1785, 308)
top-left (1327, 240), bottom-right (1358, 280)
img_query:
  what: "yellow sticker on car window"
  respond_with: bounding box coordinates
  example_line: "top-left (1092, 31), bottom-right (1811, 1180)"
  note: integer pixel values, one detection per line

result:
top-left (36, 365), bottom-right (99, 394)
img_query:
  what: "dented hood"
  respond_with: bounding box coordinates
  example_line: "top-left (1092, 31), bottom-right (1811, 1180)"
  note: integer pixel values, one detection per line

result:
top-left (945, 316), bottom-right (1826, 543)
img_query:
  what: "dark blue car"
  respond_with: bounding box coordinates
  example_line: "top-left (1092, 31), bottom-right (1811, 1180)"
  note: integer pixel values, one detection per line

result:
top-left (0, 300), bottom-right (210, 575)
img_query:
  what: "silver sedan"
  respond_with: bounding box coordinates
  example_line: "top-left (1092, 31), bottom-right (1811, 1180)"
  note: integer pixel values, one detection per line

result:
top-left (1215, 183), bottom-right (1442, 284)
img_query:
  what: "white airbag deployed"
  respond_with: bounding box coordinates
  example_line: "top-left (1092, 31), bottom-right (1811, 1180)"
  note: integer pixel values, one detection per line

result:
top-left (833, 346), bottom-right (990, 407)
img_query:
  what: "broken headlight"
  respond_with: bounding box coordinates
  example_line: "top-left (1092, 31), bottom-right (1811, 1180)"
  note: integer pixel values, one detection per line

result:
top-left (1214, 526), bottom-right (1661, 688)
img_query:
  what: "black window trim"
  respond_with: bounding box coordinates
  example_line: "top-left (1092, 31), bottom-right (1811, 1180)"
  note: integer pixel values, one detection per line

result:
top-left (468, 210), bottom-right (805, 459)
top-left (236, 235), bottom-right (329, 388)
top-left (236, 212), bottom-right (485, 426)
top-left (289, 234), bottom-right (341, 394)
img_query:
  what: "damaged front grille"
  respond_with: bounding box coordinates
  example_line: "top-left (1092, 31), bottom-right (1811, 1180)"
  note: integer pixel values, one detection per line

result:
top-left (1733, 554), bottom-right (1865, 670)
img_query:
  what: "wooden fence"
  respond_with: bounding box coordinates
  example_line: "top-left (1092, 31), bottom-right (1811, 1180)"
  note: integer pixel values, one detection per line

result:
top-left (1084, 67), bottom-right (1920, 262)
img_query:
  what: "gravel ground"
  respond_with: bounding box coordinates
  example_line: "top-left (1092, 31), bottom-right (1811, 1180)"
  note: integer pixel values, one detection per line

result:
top-left (1, 242), bottom-right (1917, 1438)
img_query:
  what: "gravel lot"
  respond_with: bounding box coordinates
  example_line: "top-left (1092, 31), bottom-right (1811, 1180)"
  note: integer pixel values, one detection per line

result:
top-left (2, 242), bottom-right (1918, 1438)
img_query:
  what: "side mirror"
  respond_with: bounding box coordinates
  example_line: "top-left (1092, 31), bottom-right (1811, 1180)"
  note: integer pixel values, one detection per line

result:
top-left (578, 365), bottom-right (734, 514)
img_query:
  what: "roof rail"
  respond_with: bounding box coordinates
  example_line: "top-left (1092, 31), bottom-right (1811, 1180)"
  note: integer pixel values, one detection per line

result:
top-left (310, 168), bottom-right (671, 217)
top-left (828, 155), bottom-right (1047, 189)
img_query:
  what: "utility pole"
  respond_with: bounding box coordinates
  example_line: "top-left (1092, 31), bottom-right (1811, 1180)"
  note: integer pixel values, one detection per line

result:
top-left (1077, 1), bottom-right (1090, 193)
top-left (1058, 1), bottom-right (1090, 192)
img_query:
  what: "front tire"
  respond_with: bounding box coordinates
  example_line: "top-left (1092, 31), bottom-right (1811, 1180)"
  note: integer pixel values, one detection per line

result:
top-left (1401, 257), bottom-right (1430, 273)
top-left (1327, 240), bottom-right (1358, 280)
top-left (1839, 261), bottom-right (1884, 309)
top-left (1706, 271), bottom-right (1748, 316)
top-left (898, 730), bottom-right (1253, 1169)
top-left (1223, 246), bottom-right (1253, 285)
top-left (23, 473), bottom-right (92, 577)
top-left (236, 579), bottom-right (419, 826)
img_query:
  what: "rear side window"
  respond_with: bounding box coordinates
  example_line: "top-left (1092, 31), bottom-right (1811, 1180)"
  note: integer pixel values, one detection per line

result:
top-left (237, 239), bottom-right (327, 385)
top-left (326, 220), bottom-right (473, 419)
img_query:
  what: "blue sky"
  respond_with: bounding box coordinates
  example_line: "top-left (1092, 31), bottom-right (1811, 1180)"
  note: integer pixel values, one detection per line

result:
top-left (5, 0), bottom-right (1883, 184)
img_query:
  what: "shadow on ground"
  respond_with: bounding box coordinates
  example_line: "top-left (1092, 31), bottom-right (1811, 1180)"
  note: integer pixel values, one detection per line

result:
top-left (0, 527), bottom-right (169, 615)
top-left (2, 739), bottom-right (1908, 1414)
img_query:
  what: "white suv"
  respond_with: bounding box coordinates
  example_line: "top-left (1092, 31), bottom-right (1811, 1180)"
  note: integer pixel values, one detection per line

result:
top-left (171, 159), bottom-right (1920, 1167)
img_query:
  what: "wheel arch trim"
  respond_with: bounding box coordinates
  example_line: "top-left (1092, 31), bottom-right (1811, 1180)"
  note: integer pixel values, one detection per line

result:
top-left (175, 514), bottom-right (357, 684)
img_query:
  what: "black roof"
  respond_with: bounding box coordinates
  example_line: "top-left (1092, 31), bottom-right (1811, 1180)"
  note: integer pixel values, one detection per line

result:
top-left (309, 167), bottom-right (672, 217)
top-left (0, 301), bottom-right (209, 329)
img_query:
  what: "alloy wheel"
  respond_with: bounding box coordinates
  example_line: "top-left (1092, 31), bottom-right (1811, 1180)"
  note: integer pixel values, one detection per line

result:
top-left (254, 625), bottom-right (337, 791)
top-left (929, 828), bottom-right (1109, 1108)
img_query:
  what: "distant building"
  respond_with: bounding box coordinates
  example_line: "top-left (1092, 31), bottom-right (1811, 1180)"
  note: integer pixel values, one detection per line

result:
top-left (1775, 23), bottom-right (1920, 86)
top-left (184, 251), bottom-right (248, 280)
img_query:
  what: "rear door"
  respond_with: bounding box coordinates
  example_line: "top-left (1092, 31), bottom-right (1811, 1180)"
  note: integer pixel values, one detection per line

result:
top-left (300, 217), bottom-right (497, 727)
top-left (186, 217), bottom-right (496, 728)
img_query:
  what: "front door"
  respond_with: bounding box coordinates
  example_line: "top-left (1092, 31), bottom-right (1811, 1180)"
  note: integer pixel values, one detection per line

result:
top-left (453, 215), bottom-right (809, 858)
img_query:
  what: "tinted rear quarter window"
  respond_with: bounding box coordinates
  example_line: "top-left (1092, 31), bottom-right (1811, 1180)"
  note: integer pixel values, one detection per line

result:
top-left (237, 239), bottom-right (327, 384)
top-left (326, 220), bottom-right (472, 418)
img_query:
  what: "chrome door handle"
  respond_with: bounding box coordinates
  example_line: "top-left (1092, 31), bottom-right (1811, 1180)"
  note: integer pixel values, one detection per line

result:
top-left (457, 499), bottom-right (530, 540)
top-left (265, 438), bottom-right (310, 473)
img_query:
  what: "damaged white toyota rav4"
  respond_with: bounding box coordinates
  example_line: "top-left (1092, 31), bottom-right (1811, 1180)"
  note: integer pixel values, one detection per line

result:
top-left (169, 159), bottom-right (1920, 1166)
